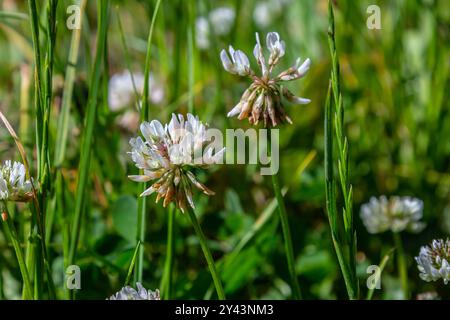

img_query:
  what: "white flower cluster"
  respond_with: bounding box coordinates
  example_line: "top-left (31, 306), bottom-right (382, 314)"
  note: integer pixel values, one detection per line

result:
top-left (108, 71), bottom-right (164, 111)
top-left (128, 113), bottom-right (225, 212)
top-left (108, 283), bottom-right (160, 300)
top-left (220, 31), bottom-right (310, 126)
top-left (0, 160), bottom-right (33, 202)
top-left (360, 196), bottom-right (425, 234)
top-left (415, 239), bottom-right (450, 285)
top-left (196, 7), bottom-right (236, 49)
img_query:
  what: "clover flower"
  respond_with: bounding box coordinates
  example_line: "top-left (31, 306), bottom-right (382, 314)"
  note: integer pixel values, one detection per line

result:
top-left (108, 283), bottom-right (160, 300)
top-left (220, 31), bottom-right (310, 127)
top-left (360, 196), bottom-right (425, 234)
top-left (195, 7), bottom-right (236, 50)
top-left (0, 160), bottom-right (33, 202)
top-left (108, 71), bottom-right (164, 111)
top-left (415, 239), bottom-right (450, 285)
top-left (128, 113), bottom-right (225, 212)
top-left (416, 291), bottom-right (440, 300)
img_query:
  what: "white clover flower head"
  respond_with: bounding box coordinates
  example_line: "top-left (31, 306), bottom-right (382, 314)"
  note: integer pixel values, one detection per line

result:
top-left (128, 113), bottom-right (225, 212)
top-left (195, 7), bottom-right (235, 50)
top-left (108, 71), bottom-right (164, 112)
top-left (360, 196), bottom-right (426, 234)
top-left (220, 31), bottom-right (311, 127)
top-left (0, 160), bottom-right (33, 202)
top-left (108, 283), bottom-right (160, 300)
top-left (209, 7), bottom-right (235, 36)
top-left (415, 238), bottom-right (450, 285)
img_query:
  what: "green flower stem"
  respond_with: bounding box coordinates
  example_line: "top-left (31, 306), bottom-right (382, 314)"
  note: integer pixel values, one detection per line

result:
top-left (135, 0), bottom-right (163, 284)
top-left (393, 232), bottom-right (409, 299)
top-left (1, 206), bottom-right (33, 300)
top-left (271, 166), bottom-right (302, 300)
top-left (267, 132), bottom-right (302, 300)
top-left (161, 205), bottom-right (175, 299)
top-left (186, 207), bottom-right (225, 300)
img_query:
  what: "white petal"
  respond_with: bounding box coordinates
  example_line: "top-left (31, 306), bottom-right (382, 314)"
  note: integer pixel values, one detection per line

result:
top-left (140, 186), bottom-right (156, 197)
top-left (227, 102), bottom-right (242, 117)
top-left (297, 58), bottom-right (311, 77)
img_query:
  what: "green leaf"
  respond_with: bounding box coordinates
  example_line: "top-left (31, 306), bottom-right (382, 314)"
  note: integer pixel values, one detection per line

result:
top-left (112, 195), bottom-right (138, 243)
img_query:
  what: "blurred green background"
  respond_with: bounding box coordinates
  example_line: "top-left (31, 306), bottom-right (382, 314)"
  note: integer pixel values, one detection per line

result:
top-left (0, 0), bottom-right (449, 299)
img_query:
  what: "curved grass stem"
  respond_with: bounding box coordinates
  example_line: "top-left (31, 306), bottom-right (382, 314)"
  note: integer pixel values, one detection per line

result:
top-left (1, 205), bottom-right (33, 300)
top-left (271, 167), bottom-right (302, 300)
top-left (393, 232), bottom-right (409, 299)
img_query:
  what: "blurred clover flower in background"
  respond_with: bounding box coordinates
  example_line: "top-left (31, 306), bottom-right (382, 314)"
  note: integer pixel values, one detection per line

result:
top-left (0, 160), bottom-right (33, 202)
top-left (360, 196), bottom-right (426, 234)
top-left (195, 6), bottom-right (236, 50)
top-left (128, 113), bottom-right (225, 212)
top-left (108, 283), bottom-right (160, 300)
top-left (220, 31), bottom-right (311, 127)
top-left (415, 239), bottom-right (450, 285)
top-left (108, 70), bottom-right (164, 112)
top-left (416, 292), bottom-right (440, 300)
top-left (253, 0), bottom-right (291, 28)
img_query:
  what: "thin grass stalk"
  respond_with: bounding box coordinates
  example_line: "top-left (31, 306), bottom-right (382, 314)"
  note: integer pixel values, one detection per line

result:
top-left (54, 0), bottom-right (87, 167)
top-left (27, 1), bottom-right (46, 298)
top-left (202, 0), bottom-right (224, 122)
top-left (124, 241), bottom-right (141, 286)
top-left (187, 0), bottom-right (195, 114)
top-left (1, 204), bottom-right (33, 300)
top-left (27, 0), bottom-right (59, 299)
top-left (393, 232), bottom-right (409, 299)
top-left (68, 0), bottom-right (109, 281)
top-left (186, 206), bottom-right (225, 300)
top-left (160, 205), bottom-right (175, 299)
top-left (268, 133), bottom-right (302, 300)
top-left (135, 0), bottom-right (163, 284)
top-left (116, 7), bottom-right (140, 103)
top-left (327, 0), bottom-right (358, 299)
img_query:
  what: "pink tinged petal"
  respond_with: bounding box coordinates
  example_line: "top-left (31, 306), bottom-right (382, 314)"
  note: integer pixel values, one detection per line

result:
top-left (140, 186), bottom-right (156, 197)
top-left (128, 175), bottom-right (152, 182)
top-left (143, 170), bottom-right (164, 179)
top-left (287, 95), bottom-right (311, 104)
top-left (186, 171), bottom-right (215, 196)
